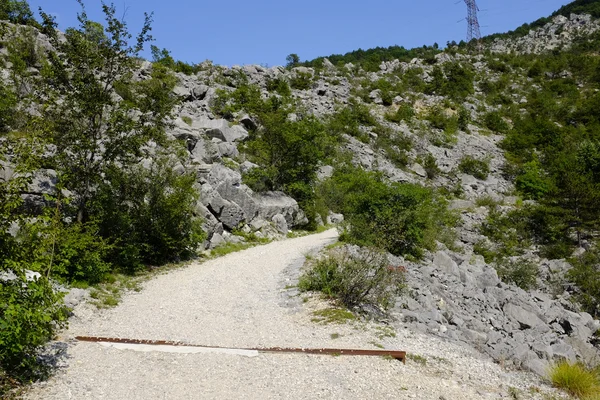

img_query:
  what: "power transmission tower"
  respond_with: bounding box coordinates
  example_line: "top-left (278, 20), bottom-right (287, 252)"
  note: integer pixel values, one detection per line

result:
top-left (464, 0), bottom-right (481, 42)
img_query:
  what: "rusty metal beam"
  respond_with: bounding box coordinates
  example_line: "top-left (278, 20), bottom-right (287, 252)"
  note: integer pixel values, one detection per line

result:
top-left (75, 336), bottom-right (406, 363)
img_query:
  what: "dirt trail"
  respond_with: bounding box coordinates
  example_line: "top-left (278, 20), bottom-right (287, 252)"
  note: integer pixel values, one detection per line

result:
top-left (26, 229), bottom-right (556, 400)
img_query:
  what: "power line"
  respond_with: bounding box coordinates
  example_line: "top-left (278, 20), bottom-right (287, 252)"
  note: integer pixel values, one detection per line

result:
top-left (464, 0), bottom-right (482, 41)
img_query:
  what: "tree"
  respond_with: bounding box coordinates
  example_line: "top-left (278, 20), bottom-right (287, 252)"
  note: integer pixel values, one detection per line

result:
top-left (38, 1), bottom-right (176, 223)
top-left (0, 0), bottom-right (37, 26)
top-left (285, 53), bottom-right (300, 68)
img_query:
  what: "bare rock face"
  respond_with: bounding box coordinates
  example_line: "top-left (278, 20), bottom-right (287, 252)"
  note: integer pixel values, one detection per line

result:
top-left (490, 14), bottom-right (600, 55)
top-left (392, 247), bottom-right (600, 377)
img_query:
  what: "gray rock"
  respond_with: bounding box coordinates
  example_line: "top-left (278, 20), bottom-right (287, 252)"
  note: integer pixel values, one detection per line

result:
top-left (522, 358), bottom-right (549, 377)
top-left (219, 201), bottom-right (245, 230)
top-left (476, 268), bottom-right (500, 289)
top-left (503, 303), bottom-right (547, 331)
top-left (209, 232), bottom-right (226, 249)
top-left (433, 251), bottom-right (460, 277)
top-left (410, 163), bottom-right (427, 178)
top-left (551, 341), bottom-right (577, 362)
top-left (63, 288), bottom-right (90, 308)
top-left (326, 213), bottom-right (344, 225)
top-left (272, 214), bottom-right (288, 234)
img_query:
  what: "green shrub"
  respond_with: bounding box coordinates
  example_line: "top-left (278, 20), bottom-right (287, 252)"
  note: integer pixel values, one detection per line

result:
top-left (427, 63), bottom-right (474, 101)
top-left (549, 361), bottom-right (600, 399)
top-left (569, 250), bottom-right (600, 317)
top-left (265, 77), bottom-right (291, 96)
top-left (93, 156), bottom-right (205, 272)
top-left (422, 153), bottom-right (440, 179)
top-left (289, 71), bottom-right (313, 90)
top-left (385, 103), bottom-right (414, 123)
top-left (483, 111), bottom-right (510, 133)
top-left (19, 221), bottom-right (112, 284)
top-left (458, 155), bottom-right (490, 180)
top-left (298, 246), bottom-right (405, 311)
top-left (0, 263), bottom-right (68, 383)
top-left (457, 107), bottom-right (471, 131)
top-left (515, 156), bottom-right (552, 200)
top-left (495, 258), bottom-right (538, 290)
top-left (322, 166), bottom-right (456, 259)
top-left (426, 106), bottom-right (459, 146)
top-left (327, 100), bottom-right (376, 143)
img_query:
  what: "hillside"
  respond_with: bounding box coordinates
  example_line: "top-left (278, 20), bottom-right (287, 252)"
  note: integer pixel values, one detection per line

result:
top-left (2, 0), bottom-right (600, 398)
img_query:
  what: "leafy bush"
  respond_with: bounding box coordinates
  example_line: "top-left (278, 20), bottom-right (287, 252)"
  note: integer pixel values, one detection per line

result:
top-left (0, 263), bottom-right (68, 383)
top-left (321, 166), bottom-right (455, 259)
top-left (427, 63), bottom-right (474, 101)
top-left (458, 155), bottom-right (490, 180)
top-left (425, 106), bottom-right (459, 146)
top-left (515, 156), bottom-right (552, 200)
top-left (549, 361), bottom-right (600, 399)
top-left (422, 153), bottom-right (440, 179)
top-left (495, 258), bottom-right (538, 290)
top-left (385, 103), bottom-right (414, 123)
top-left (265, 77), bottom-right (291, 96)
top-left (20, 220), bottom-right (112, 284)
top-left (569, 250), bottom-right (600, 317)
top-left (298, 246), bottom-right (405, 311)
top-left (289, 71), bottom-right (313, 90)
top-left (93, 156), bottom-right (205, 272)
top-left (327, 99), bottom-right (376, 143)
top-left (483, 111), bottom-right (509, 134)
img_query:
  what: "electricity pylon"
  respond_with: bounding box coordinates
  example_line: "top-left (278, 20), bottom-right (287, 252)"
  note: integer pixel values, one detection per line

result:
top-left (464, 0), bottom-right (481, 42)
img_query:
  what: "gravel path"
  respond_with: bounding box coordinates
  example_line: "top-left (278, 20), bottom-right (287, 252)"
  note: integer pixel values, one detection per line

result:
top-left (25, 229), bottom-right (562, 400)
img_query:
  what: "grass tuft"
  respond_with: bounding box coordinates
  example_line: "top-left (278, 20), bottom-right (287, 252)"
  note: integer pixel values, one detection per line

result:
top-left (549, 361), bottom-right (600, 399)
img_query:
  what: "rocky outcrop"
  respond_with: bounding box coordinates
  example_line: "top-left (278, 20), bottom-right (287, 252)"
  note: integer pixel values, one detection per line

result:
top-left (490, 14), bottom-right (600, 54)
top-left (391, 248), bottom-right (600, 376)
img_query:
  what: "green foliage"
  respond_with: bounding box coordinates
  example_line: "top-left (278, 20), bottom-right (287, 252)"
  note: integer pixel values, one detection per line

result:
top-left (150, 45), bottom-right (200, 75)
top-left (515, 156), bottom-right (552, 200)
top-left (0, 79), bottom-right (17, 132)
top-left (303, 44), bottom-right (441, 73)
top-left (375, 129), bottom-right (412, 168)
top-left (422, 153), bottom-right (440, 179)
top-left (458, 155), bottom-right (490, 180)
top-left (181, 116), bottom-right (193, 126)
top-left (0, 0), bottom-right (38, 26)
top-left (0, 267), bottom-right (68, 382)
top-left (321, 166), bottom-right (455, 258)
top-left (385, 103), bottom-right (414, 123)
top-left (425, 106), bottom-right (459, 146)
top-left (93, 156), bottom-right (205, 272)
top-left (212, 82), bottom-right (264, 119)
top-left (289, 71), bottom-right (313, 90)
top-left (298, 246), bottom-right (406, 311)
top-left (569, 249), bottom-right (600, 317)
top-left (495, 258), bottom-right (539, 291)
top-left (286, 53), bottom-right (300, 68)
top-left (39, 2), bottom-right (176, 223)
top-left (265, 77), bottom-right (291, 96)
top-left (327, 99), bottom-right (376, 143)
top-left (20, 220), bottom-right (112, 284)
top-left (483, 111), bottom-right (510, 133)
top-left (0, 139), bottom-right (68, 385)
top-left (549, 361), bottom-right (600, 399)
top-left (427, 63), bottom-right (475, 101)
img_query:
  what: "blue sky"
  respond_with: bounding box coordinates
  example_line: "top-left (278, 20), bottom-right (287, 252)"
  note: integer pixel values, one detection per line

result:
top-left (28, 0), bottom-right (572, 66)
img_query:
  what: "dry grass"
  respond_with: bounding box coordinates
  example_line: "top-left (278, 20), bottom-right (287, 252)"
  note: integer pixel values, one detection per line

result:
top-left (549, 361), bottom-right (600, 399)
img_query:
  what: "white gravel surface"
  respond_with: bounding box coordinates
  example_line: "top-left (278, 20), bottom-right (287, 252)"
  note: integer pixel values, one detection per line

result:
top-left (25, 229), bottom-right (565, 400)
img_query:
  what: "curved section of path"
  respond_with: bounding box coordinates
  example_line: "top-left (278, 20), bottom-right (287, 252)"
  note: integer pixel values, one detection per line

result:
top-left (27, 230), bottom-right (555, 400)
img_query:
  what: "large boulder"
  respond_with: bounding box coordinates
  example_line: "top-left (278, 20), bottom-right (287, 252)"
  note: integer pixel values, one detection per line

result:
top-left (194, 117), bottom-right (248, 143)
top-left (253, 191), bottom-right (307, 227)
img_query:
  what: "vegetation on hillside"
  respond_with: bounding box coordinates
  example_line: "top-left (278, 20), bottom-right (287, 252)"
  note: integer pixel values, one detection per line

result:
top-left (0, 1), bottom-right (204, 390)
